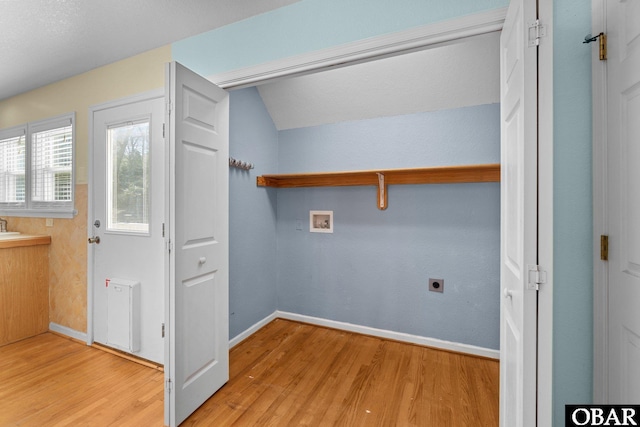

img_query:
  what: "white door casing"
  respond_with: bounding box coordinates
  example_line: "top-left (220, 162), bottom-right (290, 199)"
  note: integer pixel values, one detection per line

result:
top-left (164, 62), bottom-right (230, 426)
top-left (90, 94), bottom-right (165, 364)
top-left (605, 0), bottom-right (640, 404)
top-left (500, 0), bottom-right (538, 424)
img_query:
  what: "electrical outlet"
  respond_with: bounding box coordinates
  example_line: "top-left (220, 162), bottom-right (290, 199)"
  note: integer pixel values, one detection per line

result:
top-left (45, 218), bottom-right (54, 227)
top-left (429, 278), bottom-right (444, 293)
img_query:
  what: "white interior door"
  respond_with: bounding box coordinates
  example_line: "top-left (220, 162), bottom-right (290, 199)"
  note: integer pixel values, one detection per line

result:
top-left (499, 0), bottom-right (538, 425)
top-left (606, 0), bottom-right (640, 403)
top-left (164, 62), bottom-right (229, 426)
top-left (91, 94), bottom-right (165, 364)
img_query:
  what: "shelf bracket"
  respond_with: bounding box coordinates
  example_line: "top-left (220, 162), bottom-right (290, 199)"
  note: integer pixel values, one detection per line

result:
top-left (376, 173), bottom-right (388, 210)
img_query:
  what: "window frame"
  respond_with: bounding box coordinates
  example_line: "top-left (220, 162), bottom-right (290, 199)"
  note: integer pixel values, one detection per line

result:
top-left (0, 113), bottom-right (76, 218)
top-left (0, 124), bottom-right (27, 209)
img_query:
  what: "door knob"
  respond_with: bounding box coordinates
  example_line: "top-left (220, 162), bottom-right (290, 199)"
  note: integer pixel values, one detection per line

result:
top-left (503, 288), bottom-right (513, 298)
top-left (88, 236), bottom-right (101, 244)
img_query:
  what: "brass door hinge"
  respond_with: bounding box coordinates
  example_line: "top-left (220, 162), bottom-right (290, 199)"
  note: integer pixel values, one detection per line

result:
top-left (601, 235), bottom-right (609, 261)
top-left (599, 33), bottom-right (607, 60)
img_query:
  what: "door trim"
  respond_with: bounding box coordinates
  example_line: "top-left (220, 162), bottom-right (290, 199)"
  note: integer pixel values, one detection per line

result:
top-left (209, 8), bottom-right (508, 89)
top-left (207, 5), bottom-right (552, 424)
top-left (591, 0), bottom-right (608, 404)
top-left (86, 89), bottom-right (163, 345)
top-left (537, 1), bottom-right (554, 424)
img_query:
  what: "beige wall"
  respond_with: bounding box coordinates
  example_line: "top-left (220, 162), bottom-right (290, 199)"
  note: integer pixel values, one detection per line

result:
top-left (0, 46), bottom-right (171, 333)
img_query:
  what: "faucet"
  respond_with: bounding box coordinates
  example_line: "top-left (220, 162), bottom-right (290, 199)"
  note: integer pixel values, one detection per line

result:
top-left (0, 218), bottom-right (7, 233)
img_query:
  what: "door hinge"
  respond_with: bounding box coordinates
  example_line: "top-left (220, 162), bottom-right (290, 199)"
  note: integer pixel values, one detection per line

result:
top-left (166, 379), bottom-right (172, 393)
top-left (166, 239), bottom-right (173, 253)
top-left (601, 235), bottom-right (609, 261)
top-left (162, 123), bottom-right (165, 138)
top-left (528, 20), bottom-right (546, 47)
top-left (583, 32), bottom-right (607, 60)
top-left (166, 101), bottom-right (173, 116)
top-left (599, 33), bottom-right (607, 60)
top-left (527, 264), bottom-right (547, 290)
top-left (162, 323), bottom-right (165, 338)
top-left (162, 222), bottom-right (165, 238)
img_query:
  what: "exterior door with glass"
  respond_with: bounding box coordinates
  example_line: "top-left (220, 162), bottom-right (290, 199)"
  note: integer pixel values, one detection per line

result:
top-left (90, 93), bottom-right (165, 364)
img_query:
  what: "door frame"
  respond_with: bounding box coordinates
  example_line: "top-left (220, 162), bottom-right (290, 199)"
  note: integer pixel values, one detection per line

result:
top-left (86, 89), bottom-right (164, 346)
top-left (591, 0), bottom-right (608, 403)
top-left (208, 3), bottom-right (554, 423)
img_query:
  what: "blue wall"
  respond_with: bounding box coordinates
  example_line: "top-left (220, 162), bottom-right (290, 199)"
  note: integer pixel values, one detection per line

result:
top-left (276, 105), bottom-right (501, 349)
top-left (173, 0), bottom-right (508, 78)
top-left (553, 0), bottom-right (593, 423)
top-left (228, 87), bottom-right (279, 338)
top-left (278, 105), bottom-right (501, 172)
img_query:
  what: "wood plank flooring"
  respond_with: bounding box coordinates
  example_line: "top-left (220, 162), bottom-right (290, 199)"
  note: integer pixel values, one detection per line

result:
top-left (0, 319), bottom-right (499, 426)
top-left (0, 332), bottom-right (164, 426)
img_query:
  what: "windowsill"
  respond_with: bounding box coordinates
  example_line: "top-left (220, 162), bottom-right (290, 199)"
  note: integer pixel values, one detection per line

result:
top-left (0, 209), bottom-right (77, 219)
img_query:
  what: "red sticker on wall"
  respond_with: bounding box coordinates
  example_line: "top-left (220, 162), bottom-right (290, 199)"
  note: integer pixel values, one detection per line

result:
top-left (105, 278), bottom-right (110, 287)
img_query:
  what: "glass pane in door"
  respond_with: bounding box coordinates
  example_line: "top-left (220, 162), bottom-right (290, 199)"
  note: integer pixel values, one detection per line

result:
top-left (106, 120), bottom-right (150, 234)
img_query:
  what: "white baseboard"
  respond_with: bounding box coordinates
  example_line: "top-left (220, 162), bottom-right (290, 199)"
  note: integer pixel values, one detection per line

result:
top-left (49, 322), bottom-right (88, 343)
top-left (229, 311), bottom-right (278, 348)
top-left (231, 311), bottom-right (499, 360)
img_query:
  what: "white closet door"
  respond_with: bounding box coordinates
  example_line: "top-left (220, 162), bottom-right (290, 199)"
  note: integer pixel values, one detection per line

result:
top-left (164, 61), bottom-right (229, 426)
top-left (499, 0), bottom-right (539, 424)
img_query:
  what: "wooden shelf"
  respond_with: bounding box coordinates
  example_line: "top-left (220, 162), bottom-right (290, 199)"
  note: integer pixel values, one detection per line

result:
top-left (257, 163), bottom-right (500, 210)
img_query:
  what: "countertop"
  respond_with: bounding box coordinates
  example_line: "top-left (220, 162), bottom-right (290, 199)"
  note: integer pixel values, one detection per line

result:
top-left (0, 234), bottom-right (52, 249)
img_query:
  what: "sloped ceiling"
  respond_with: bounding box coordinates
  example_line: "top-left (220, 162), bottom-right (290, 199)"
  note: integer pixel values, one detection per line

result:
top-left (0, 0), bottom-right (299, 101)
top-left (256, 31), bottom-right (500, 130)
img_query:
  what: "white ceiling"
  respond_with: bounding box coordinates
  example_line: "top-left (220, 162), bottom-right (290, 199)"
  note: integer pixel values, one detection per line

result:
top-left (256, 31), bottom-right (500, 130)
top-left (0, 0), bottom-right (299, 101)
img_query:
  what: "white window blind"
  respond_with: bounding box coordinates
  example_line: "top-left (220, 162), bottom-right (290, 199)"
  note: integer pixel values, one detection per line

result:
top-left (31, 123), bottom-right (73, 207)
top-left (0, 113), bottom-right (75, 217)
top-left (0, 128), bottom-right (26, 207)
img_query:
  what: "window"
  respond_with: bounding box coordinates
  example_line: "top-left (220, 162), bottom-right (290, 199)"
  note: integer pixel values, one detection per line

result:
top-left (107, 119), bottom-right (150, 233)
top-left (0, 113), bottom-right (75, 217)
top-left (0, 130), bottom-right (26, 205)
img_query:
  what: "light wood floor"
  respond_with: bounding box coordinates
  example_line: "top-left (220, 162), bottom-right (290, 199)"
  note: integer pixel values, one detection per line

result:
top-left (0, 319), bottom-right (499, 426)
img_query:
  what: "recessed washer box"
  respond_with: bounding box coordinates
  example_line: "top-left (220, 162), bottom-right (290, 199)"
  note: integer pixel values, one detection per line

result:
top-left (310, 210), bottom-right (333, 233)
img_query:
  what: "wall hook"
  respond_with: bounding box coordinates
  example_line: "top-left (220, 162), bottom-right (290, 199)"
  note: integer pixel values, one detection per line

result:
top-left (229, 157), bottom-right (254, 171)
top-left (583, 32), bottom-right (607, 60)
top-left (583, 33), bottom-right (602, 44)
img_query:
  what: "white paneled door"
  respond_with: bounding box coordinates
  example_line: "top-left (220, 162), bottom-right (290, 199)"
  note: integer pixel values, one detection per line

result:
top-left (499, 0), bottom-right (539, 425)
top-left (606, 0), bottom-right (640, 404)
top-left (164, 62), bottom-right (230, 426)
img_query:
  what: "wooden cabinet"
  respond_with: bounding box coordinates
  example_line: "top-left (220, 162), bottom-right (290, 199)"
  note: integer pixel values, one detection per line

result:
top-left (0, 236), bottom-right (51, 346)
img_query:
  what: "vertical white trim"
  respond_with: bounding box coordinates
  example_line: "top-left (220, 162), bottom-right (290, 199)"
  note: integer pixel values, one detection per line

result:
top-left (537, 0), bottom-right (554, 424)
top-left (87, 106), bottom-right (94, 345)
top-left (591, 0), bottom-right (608, 404)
